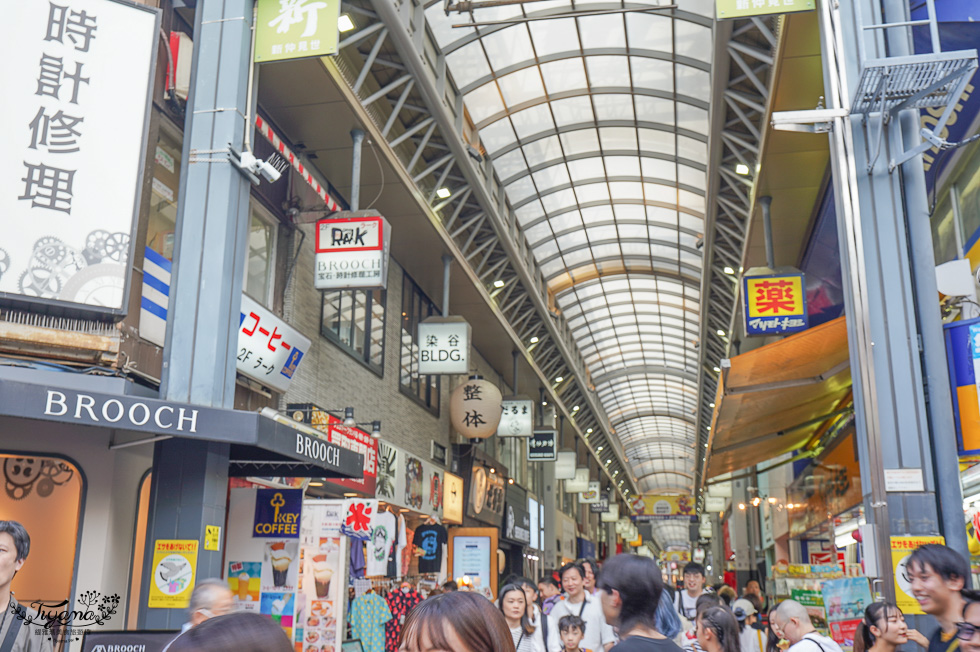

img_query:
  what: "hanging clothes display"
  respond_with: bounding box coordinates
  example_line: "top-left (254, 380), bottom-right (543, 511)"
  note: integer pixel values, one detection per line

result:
top-left (348, 591), bottom-right (392, 652)
top-left (366, 510), bottom-right (397, 576)
top-left (351, 540), bottom-right (366, 579)
top-left (413, 523), bottom-right (447, 574)
top-left (401, 526), bottom-right (415, 575)
top-left (385, 585), bottom-right (422, 652)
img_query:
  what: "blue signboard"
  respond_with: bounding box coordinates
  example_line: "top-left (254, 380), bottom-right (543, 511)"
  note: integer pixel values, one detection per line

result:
top-left (253, 488), bottom-right (303, 538)
top-left (743, 271), bottom-right (809, 336)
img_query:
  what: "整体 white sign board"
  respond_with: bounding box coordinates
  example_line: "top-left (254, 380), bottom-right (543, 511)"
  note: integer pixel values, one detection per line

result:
top-left (314, 213), bottom-right (391, 290)
top-left (0, 0), bottom-right (158, 317)
top-left (417, 317), bottom-right (471, 374)
top-left (237, 295), bottom-right (311, 392)
top-left (497, 399), bottom-right (533, 437)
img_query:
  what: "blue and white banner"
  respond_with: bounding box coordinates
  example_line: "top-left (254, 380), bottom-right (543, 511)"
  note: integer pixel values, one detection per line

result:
top-left (140, 246), bottom-right (171, 347)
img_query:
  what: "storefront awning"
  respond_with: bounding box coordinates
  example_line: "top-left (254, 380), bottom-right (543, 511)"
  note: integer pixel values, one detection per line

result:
top-left (704, 317), bottom-right (851, 479)
top-left (0, 376), bottom-right (363, 479)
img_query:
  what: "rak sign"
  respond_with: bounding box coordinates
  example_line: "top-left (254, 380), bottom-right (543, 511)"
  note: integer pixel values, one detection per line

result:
top-left (314, 213), bottom-right (391, 290)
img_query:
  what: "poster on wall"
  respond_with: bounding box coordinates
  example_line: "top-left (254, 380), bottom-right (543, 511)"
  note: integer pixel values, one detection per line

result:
top-left (297, 500), bottom-right (348, 652)
top-left (376, 442), bottom-right (399, 503)
top-left (229, 561), bottom-right (262, 610)
top-left (405, 454), bottom-right (424, 510)
top-left (452, 536), bottom-right (492, 594)
top-left (261, 540), bottom-right (300, 593)
top-left (822, 577), bottom-right (872, 652)
top-left (148, 540), bottom-right (198, 609)
top-left (892, 535), bottom-right (944, 614)
top-left (443, 472), bottom-right (464, 524)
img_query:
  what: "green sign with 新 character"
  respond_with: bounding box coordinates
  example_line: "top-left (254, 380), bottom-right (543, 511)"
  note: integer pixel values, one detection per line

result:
top-left (716, 0), bottom-right (814, 19)
top-left (255, 0), bottom-right (342, 63)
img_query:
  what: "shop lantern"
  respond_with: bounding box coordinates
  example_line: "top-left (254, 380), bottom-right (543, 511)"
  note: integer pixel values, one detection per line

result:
top-left (450, 376), bottom-right (502, 440)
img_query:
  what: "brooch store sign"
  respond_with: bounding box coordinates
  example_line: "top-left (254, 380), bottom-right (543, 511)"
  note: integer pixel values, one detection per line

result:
top-left (0, 0), bottom-right (158, 317)
top-left (238, 295), bottom-right (310, 392)
top-left (743, 269), bottom-right (809, 336)
top-left (314, 213), bottom-right (391, 290)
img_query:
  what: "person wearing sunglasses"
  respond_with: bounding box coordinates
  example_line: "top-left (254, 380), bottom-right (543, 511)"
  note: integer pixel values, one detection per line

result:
top-left (696, 607), bottom-right (740, 652)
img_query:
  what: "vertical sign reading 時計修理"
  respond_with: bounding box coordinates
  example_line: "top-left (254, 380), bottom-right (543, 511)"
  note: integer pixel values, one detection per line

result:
top-left (1, 1), bottom-right (158, 317)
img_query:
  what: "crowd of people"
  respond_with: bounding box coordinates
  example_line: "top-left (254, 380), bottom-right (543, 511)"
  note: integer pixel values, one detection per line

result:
top-left (5, 519), bottom-right (980, 652)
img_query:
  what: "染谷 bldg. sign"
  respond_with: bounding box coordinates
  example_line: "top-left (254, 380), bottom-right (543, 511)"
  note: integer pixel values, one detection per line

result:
top-left (314, 213), bottom-right (391, 290)
top-left (1, 0), bottom-right (158, 318)
top-left (238, 295), bottom-right (310, 392)
top-left (254, 0), bottom-right (342, 62)
top-left (497, 399), bottom-right (533, 437)
top-left (418, 317), bottom-right (471, 375)
top-left (743, 269), bottom-right (809, 336)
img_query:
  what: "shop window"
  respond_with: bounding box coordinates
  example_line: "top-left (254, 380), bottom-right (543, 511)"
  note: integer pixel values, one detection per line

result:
top-left (246, 199), bottom-right (278, 307)
top-left (126, 472), bottom-right (152, 629)
top-left (932, 196), bottom-right (958, 264)
top-left (0, 454), bottom-right (83, 605)
top-left (957, 147), bottom-right (980, 250)
top-left (321, 289), bottom-right (386, 374)
top-left (145, 124), bottom-right (182, 261)
top-left (400, 274), bottom-right (441, 414)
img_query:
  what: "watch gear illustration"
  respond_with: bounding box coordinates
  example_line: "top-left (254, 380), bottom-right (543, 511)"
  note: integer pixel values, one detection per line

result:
top-left (18, 232), bottom-right (130, 301)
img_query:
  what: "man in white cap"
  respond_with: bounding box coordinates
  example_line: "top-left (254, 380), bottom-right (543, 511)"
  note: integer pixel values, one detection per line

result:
top-left (733, 598), bottom-right (764, 652)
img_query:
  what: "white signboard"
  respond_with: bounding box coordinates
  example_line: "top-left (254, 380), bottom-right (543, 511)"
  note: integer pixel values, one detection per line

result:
top-left (237, 295), bottom-right (311, 392)
top-left (600, 503), bottom-right (620, 522)
top-left (555, 452), bottom-right (577, 479)
top-left (314, 214), bottom-right (390, 289)
top-left (565, 468), bottom-right (590, 493)
top-left (418, 317), bottom-right (471, 374)
top-left (528, 497), bottom-right (540, 550)
top-left (497, 399), bottom-right (533, 437)
top-left (0, 0), bottom-right (158, 316)
top-left (884, 468), bottom-right (925, 492)
top-left (580, 481), bottom-right (601, 504)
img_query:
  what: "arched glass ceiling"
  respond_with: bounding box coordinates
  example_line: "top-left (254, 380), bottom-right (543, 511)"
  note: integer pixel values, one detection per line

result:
top-left (426, 0), bottom-right (714, 544)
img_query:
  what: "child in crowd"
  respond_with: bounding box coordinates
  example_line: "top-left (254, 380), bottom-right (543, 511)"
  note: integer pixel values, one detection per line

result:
top-left (560, 615), bottom-right (592, 652)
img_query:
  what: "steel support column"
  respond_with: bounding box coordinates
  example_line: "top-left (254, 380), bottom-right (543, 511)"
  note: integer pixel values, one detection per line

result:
top-left (140, 0), bottom-right (254, 628)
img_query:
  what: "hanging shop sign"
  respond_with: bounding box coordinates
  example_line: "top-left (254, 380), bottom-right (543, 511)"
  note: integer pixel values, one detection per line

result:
top-left (590, 492), bottom-right (610, 513)
top-left (418, 317), bottom-right (471, 374)
top-left (743, 269), bottom-right (809, 336)
top-left (555, 452), bottom-right (576, 479)
top-left (443, 472), bottom-right (464, 524)
top-left (373, 440), bottom-right (444, 518)
top-left (288, 404), bottom-right (379, 495)
top-left (559, 513), bottom-right (578, 562)
top-left (450, 377), bottom-right (503, 440)
top-left (600, 503), bottom-right (620, 522)
top-left (528, 429), bottom-right (557, 461)
top-left (467, 461), bottom-right (506, 526)
top-left (255, 0), bottom-right (342, 62)
top-left (631, 495), bottom-right (698, 522)
top-left (253, 488), bottom-right (303, 538)
top-left (238, 295), bottom-right (311, 392)
top-left (1, 0), bottom-right (158, 318)
top-left (716, 0), bottom-right (814, 19)
top-left (892, 535), bottom-right (945, 614)
top-left (504, 502), bottom-right (531, 545)
top-left (580, 481), bottom-right (601, 504)
top-left (528, 497), bottom-right (541, 549)
top-left (314, 213), bottom-right (391, 290)
top-left (565, 468), bottom-right (590, 493)
top-left (497, 398), bottom-right (534, 437)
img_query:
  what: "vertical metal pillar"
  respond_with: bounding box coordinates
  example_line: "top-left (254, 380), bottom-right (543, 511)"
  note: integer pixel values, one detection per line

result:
top-left (350, 128), bottom-right (365, 211)
top-left (543, 458), bottom-right (558, 569)
top-left (759, 196), bottom-right (775, 269)
top-left (140, 0), bottom-right (254, 628)
top-left (821, 0), bottom-right (965, 601)
top-left (442, 254), bottom-right (452, 317)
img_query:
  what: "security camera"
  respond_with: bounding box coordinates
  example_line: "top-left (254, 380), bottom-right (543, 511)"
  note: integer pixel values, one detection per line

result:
top-left (240, 150), bottom-right (282, 183)
top-left (695, 236), bottom-right (704, 250)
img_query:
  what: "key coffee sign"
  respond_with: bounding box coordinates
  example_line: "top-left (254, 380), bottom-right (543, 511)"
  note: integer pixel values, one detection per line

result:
top-left (315, 213), bottom-right (391, 290)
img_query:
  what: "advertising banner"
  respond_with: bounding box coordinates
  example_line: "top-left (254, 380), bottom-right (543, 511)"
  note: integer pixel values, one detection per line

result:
top-left (631, 495), bottom-right (697, 522)
top-left (373, 440), bottom-right (444, 517)
top-left (297, 500), bottom-right (349, 652)
top-left (1, 0), bottom-right (158, 317)
top-left (255, 0), bottom-right (342, 62)
top-left (822, 577), bottom-right (873, 652)
top-left (892, 536), bottom-right (944, 614)
top-left (742, 271), bottom-right (809, 336)
top-left (238, 295), bottom-right (310, 392)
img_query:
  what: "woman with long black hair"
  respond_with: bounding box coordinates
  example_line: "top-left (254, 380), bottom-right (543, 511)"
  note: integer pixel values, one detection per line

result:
top-left (498, 582), bottom-right (544, 652)
top-left (697, 606), bottom-right (741, 652)
top-left (852, 602), bottom-right (927, 652)
top-left (597, 553), bottom-right (684, 652)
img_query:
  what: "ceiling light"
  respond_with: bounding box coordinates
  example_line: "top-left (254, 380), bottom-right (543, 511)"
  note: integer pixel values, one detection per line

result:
top-left (508, 478), bottom-right (515, 484)
top-left (713, 366), bottom-right (721, 373)
top-left (572, 405), bottom-right (580, 411)
top-left (371, 420), bottom-right (382, 439)
top-left (597, 446), bottom-right (604, 451)
top-left (308, 481), bottom-right (324, 487)
top-left (490, 467), bottom-right (496, 474)
top-left (738, 503), bottom-right (746, 510)
top-left (344, 492), bottom-right (358, 497)
top-left (735, 163), bottom-right (750, 175)
top-left (723, 266), bottom-right (735, 275)
top-left (704, 443), bottom-right (708, 448)
top-left (706, 426), bottom-right (711, 431)
top-left (493, 279), bottom-right (505, 288)
top-left (709, 403), bottom-right (715, 408)
top-left (436, 187), bottom-right (451, 199)
top-left (555, 376), bottom-right (563, 383)
top-left (530, 336), bottom-right (539, 344)
top-left (716, 329), bottom-right (726, 337)
top-left (605, 459), bottom-right (611, 465)
top-left (586, 428), bottom-right (593, 434)
top-left (338, 13), bottom-right (355, 32)
top-left (542, 400), bottom-right (548, 406)
top-left (768, 497), bottom-right (777, 504)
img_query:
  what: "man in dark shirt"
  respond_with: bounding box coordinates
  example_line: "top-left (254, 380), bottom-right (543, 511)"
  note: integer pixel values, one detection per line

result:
top-left (907, 544), bottom-right (971, 652)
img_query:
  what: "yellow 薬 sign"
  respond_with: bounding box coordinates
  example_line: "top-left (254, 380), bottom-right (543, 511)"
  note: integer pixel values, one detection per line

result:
top-left (891, 535), bottom-right (944, 615)
top-left (148, 539), bottom-right (199, 609)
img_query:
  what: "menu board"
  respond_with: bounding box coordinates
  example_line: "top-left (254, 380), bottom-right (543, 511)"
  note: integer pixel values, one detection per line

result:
top-left (452, 536), bottom-right (491, 593)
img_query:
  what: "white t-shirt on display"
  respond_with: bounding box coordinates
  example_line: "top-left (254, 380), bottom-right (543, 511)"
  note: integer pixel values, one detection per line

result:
top-left (366, 510), bottom-right (396, 576)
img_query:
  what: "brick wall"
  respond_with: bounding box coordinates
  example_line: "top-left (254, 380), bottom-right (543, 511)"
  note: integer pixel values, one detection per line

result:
top-left (280, 224), bottom-right (513, 466)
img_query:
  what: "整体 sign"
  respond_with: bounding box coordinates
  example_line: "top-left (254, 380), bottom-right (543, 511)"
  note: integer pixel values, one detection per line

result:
top-left (314, 213), bottom-right (391, 290)
top-left (253, 488), bottom-right (303, 538)
top-left (418, 317), bottom-right (471, 374)
top-left (255, 0), bottom-right (342, 62)
top-left (716, 0), bottom-right (814, 19)
top-left (238, 295), bottom-right (310, 392)
top-left (527, 429), bottom-right (557, 461)
top-left (892, 535), bottom-right (944, 614)
top-left (1, 0), bottom-right (158, 318)
top-left (497, 399), bottom-right (534, 437)
top-left (148, 540), bottom-right (198, 608)
top-left (743, 270), bottom-right (809, 336)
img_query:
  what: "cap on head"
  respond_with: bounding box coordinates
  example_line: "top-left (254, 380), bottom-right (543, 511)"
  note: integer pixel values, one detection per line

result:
top-left (732, 599), bottom-right (757, 621)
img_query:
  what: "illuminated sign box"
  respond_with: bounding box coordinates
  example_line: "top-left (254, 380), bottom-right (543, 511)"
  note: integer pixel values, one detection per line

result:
top-left (743, 269), bottom-right (809, 336)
